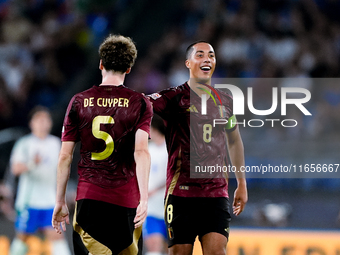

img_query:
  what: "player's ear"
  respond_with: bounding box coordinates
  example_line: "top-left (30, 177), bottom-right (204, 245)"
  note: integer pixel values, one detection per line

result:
top-left (126, 67), bottom-right (131, 74)
top-left (99, 59), bottom-right (104, 70)
top-left (185, 59), bottom-right (190, 69)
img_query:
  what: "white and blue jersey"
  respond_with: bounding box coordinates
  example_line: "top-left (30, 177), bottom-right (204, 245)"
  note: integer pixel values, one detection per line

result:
top-left (10, 134), bottom-right (60, 232)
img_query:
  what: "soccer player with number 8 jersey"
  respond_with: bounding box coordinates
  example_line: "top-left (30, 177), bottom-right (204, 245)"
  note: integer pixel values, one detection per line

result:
top-left (149, 41), bottom-right (248, 255)
top-left (52, 35), bottom-right (153, 255)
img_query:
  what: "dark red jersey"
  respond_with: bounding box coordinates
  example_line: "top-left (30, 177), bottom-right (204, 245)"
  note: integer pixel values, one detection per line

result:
top-left (150, 82), bottom-right (236, 198)
top-left (62, 85), bottom-right (153, 208)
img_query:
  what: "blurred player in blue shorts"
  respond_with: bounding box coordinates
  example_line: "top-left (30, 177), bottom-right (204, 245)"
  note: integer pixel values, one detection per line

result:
top-left (144, 115), bottom-right (168, 255)
top-left (9, 106), bottom-right (71, 255)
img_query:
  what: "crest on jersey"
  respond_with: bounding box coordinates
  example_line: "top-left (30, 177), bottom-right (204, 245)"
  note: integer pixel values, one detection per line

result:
top-left (149, 93), bottom-right (162, 100)
top-left (197, 82), bottom-right (223, 107)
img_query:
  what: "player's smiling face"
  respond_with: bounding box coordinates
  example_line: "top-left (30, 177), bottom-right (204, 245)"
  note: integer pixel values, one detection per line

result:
top-left (186, 43), bottom-right (216, 82)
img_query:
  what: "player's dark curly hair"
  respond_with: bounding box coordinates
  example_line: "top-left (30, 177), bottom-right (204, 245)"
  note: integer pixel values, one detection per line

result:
top-left (99, 35), bottom-right (137, 73)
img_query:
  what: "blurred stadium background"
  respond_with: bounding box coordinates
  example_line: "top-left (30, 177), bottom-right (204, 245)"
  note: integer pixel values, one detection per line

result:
top-left (0, 0), bottom-right (339, 254)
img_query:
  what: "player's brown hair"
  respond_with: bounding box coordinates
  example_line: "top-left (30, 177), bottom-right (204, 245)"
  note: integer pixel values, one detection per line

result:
top-left (28, 105), bottom-right (51, 122)
top-left (99, 34), bottom-right (137, 73)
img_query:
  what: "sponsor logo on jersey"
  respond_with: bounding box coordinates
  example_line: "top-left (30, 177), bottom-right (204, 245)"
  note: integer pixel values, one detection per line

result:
top-left (187, 105), bottom-right (198, 113)
top-left (179, 185), bottom-right (189, 190)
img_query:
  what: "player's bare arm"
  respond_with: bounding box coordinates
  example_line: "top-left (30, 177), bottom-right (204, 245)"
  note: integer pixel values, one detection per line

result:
top-left (134, 129), bottom-right (151, 229)
top-left (226, 125), bottom-right (248, 216)
top-left (11, 154), bottom-right (42, 176)
top-left (11, 163), bottom-right (30, 176)
top-left (52, 141), bottom-right (75, 234)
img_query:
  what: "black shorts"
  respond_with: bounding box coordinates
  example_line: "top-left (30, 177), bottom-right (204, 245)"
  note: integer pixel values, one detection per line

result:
top-left (73, 199), bottom-right (143, 255)
top-left (165, 195), bottom-right (231, 247)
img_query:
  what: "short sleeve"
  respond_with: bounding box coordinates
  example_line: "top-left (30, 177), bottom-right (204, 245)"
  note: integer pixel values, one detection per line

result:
top-left (135, 96), bottom-right (153, 136)
top-left (61, 96), bottom-right (80, 142)
top-left (224, 91), bottom-right (238, 133)
top-left (10, 138), bottom-right (27, 164)
top-left (148, 90), bottom-right (173, 120)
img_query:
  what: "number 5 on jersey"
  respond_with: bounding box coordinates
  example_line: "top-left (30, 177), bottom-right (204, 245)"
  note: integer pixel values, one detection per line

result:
top-left (91, 116), bottom-right (114, 160)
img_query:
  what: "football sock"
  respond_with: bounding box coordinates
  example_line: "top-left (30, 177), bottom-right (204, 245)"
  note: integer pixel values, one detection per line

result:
top-left (145, 252), bottom-right (163, 255)
top-left (51, 239), bottom-right (71, 255)
top-left (9, 238), bottom-right (28, 255)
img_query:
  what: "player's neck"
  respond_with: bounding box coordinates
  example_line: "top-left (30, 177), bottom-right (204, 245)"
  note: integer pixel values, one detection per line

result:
top-left (100, 71), bottom-right (126, 86)
top-left (188, 79), bottom-right (211, 97)
top-left (32, 131), bottom-right (48, 140)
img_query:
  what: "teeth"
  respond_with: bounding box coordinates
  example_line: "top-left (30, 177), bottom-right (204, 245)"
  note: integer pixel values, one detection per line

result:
top-left (201, 66), bottom-right (211, 70)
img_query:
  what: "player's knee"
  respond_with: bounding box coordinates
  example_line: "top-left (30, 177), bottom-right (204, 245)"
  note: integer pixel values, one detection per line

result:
top-left (202, 246), bottom-right (226, 255)
top-left (169, 245), bottom-right (193, 255)
top-left (170, 251), bottom-right (192, 255)
top-left (204, 250), bottom-right (226, 255)
top-left (215, 250), bottom-right (226, 255)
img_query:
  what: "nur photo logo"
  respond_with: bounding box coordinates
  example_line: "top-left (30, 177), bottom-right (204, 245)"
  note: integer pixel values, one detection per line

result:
top-left (198, 81), bottom-right (312, 128)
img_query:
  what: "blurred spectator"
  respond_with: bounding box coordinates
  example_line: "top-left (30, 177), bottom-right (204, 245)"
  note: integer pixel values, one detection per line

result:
top-left (253, 201), bottom-right (292, 227)
top-left (1, 5), bottom-right (32, 44)
top-left (311, 83), bottom-right (340, 137)
top-left (0, 53), bottom-right (33, 104)
top-left (0, 0), bottom-right (340, 139)
top-left (0, 75), bottom-right (13, 129)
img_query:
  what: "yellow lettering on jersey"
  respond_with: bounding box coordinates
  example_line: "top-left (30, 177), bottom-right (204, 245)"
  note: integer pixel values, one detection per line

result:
top-left (95, 98), bottom-right (129, 107)
top-left (84, 97), bottom-right (94, 107)
top-left (124, 98), bottom-right (129, 107)
top-left (102, 98), bottom-right (107, 107)
top-left (108, 98), bottom-right (114, 107)
top-left (97, 98), bottom-right (102, 107)
top-left (118, 98), bottom-right (124, 107)
top-left (91, 116), bottom-right (114, 160)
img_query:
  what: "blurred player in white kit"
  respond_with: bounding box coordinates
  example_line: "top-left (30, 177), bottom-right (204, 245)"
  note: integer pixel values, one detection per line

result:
top-left (9, 106), bottom-right (71, 255)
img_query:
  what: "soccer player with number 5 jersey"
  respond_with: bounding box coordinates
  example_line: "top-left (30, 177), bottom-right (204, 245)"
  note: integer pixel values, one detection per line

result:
top-left (52, 35), bottom-right (153, 255)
